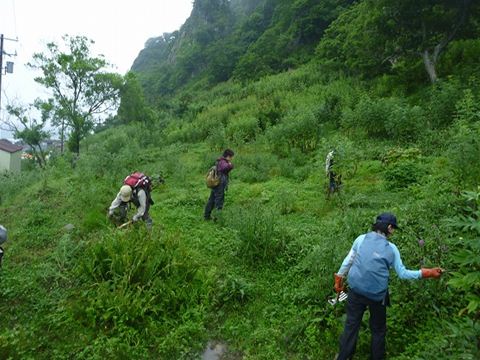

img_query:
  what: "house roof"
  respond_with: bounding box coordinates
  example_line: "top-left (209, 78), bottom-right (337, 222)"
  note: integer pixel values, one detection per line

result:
top-left (0, 139), bottom-right (23, 153)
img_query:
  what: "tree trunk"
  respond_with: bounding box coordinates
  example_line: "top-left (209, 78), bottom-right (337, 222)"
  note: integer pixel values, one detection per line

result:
top-left (30, 145), bottom-right (46, 169)
top-left (73, 129), bottom-right (81, 155)
top-left (419, 1), bottom-right (472, 84)
top-left (60, 120), bottom-right (65, 154)
top-left (422, 50), bottom-right (438, 84)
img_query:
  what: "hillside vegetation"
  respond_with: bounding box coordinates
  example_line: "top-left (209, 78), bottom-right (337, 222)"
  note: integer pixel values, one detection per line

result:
top-left (1, 0), bottom-right (480, 359)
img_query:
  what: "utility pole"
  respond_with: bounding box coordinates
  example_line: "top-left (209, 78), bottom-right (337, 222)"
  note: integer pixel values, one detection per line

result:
top-left (0, 34), bottom-right (18, 118)
top-left (0, 34), bottom-right (4, 113)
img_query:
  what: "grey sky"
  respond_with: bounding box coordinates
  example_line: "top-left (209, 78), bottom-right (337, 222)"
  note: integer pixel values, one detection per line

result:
top-left (0, 0), bottom-right (193, 137)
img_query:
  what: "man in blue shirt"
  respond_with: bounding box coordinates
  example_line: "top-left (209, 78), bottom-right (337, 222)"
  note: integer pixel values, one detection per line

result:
top-left (334, 213), bottom-right (443, 360)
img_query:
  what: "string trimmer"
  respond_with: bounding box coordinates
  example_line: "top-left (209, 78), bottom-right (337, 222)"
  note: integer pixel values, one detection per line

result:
top-left (118, 221), bottom-right (132, 229)
top-left (328, 291), bottom-right (348, 306)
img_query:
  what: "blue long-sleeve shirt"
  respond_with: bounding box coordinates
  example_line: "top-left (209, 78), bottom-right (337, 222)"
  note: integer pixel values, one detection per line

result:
top-left (338, 232), bottom-right (421, 301)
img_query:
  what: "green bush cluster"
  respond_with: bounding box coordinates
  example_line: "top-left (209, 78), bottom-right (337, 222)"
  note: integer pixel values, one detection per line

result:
top-left (383, 160), bottom-right (424, 190)
top-left (67, 231), bottom-right (209, 358)
top-left (223, 204), bottom-right (286, 265)
top-left (447, 190), bottom-right (480, 316)
top-left (225, 115), bottom-right (259, 144)
top-left (267, 105), bottom-right (323, 155)
top-left (342, 96), bottom-right (427, 142)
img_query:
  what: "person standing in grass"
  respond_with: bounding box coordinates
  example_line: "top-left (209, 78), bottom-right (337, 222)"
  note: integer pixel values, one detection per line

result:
top-left (326, 149), bottom-right (338, 195)
top-left (204, 149), bottom-right (235, 221)
top-left (334, 213), bottom-right (443, 360)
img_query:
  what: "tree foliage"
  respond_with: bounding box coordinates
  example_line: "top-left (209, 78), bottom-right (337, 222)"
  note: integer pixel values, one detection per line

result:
top-left (5, 102), bottom-right (50, 168)
top-left (28, 35), bottom-right (123, 154)
top-left (115, 72), bottom-right (155, 125)
top-left (317, 0), bottom-right (480, 83)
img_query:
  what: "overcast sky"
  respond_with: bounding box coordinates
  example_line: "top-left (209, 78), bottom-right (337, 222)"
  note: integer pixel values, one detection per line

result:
top-left (0, 0), bottom-right (193, 138)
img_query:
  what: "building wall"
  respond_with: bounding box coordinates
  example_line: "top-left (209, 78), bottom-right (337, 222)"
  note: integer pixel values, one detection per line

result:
top-left (0, 150), bottom-right (21, 172)
top-left (0, 150), bottom-right (10, 172)
top-left (9, 151), bottom-right (21, 172)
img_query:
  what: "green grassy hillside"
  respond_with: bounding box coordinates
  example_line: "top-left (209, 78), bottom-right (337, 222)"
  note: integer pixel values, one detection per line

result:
top-left (1, 61), bottom-right (479, 359)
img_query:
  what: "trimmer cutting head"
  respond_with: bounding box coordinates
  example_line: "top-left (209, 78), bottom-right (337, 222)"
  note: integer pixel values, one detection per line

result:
top-left (328, 291), bottom-right (348, 305)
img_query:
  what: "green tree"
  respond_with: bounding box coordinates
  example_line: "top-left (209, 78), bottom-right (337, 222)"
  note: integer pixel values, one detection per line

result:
top-left (234, 0), bottom-right (350, 81)
top-left (116, 72), bottom-right (155, 125)
top-left (381, 0), bottom-right (477, 83)
top-left (28, 35), bottom-right (123, 154)
top-left (5, 101), bottom-right (50, 168)
top-left (317, 0), bottom-right (479, 83)
top-left (316, 1), bottom-right (388, 78)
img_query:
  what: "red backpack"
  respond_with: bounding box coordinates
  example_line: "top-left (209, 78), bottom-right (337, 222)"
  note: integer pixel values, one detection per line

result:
top-left (123, 172), bottom-right (152, 192)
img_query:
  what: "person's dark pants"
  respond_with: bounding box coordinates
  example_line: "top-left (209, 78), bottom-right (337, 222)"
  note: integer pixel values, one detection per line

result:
top-left (337, 290), bottom-right (387, 360)
top-left (329, 171), bottom-right (337, 193)
top-left (204, 176), bottom-right (227, 219)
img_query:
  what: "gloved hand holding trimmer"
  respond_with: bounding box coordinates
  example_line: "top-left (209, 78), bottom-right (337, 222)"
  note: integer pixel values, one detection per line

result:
top-left (421, 267), bottom-right (444, 279)
top-left (329, 273), bottom-right (348, 305)
top-left (334, 273), bottom-right (345, 293)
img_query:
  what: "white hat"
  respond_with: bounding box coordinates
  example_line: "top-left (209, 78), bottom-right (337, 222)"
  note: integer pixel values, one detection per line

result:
top-left (120, 185), bottom-right (132, 202)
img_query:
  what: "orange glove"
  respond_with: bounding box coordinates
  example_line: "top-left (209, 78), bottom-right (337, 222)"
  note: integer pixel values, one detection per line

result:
top-left (334, 273), bottom-right (345, 293)
top-left (421, 267), bottom-right (443, 279)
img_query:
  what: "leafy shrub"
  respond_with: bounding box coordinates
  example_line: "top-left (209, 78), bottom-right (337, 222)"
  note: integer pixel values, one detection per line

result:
top-left (381, 147), bottom-right (425, 191)
top-left (383, 160), bottom-right (423, 189)
top-left (0, 170), bottom-right (41, 205)
top-left (166, 121), bottom-right (206, 144)
top-left (446, 120), bottom-right (480, 187)
top-left (267, 105), bottom-right (323, 155)
top-left (206, 125), bottom-right (227, 151)
top-left (342, 96), bottom-right (427, 142)
top-left (385, 103), bottom-right (426, 142)
top-left (166, 104), bottom-right (236, 145)
top-left (391, 318), bottom-right (480, 360)
top-left (256, 96), bottom-right (283, 130)
top-left (447, 189), bottom-right (480, 317)
top-left (440, 39), bottom-right (480, 80)
top-left (225, 115), bottom-right (259, 144)
top-left (67, 231), bottom-right (209, 358)
top-left (213, 274), bottom-right (254, 309)
top-left (274, 147), bottom-right (311, 181)
top-left (342, 96), bottom-right (391, 138)
top-left (103, 131), bottom-right (129, 154)
top-left (235, 150), bottom-right (278, 183)
top-left (223, 204), bottom-right (285, 264)
top-left (156, 144), bottom-right (192, 183)
top-left (381, 147), bottom-right (422, 165)
top-left (454, 89), bottom-right (480, 124)
top-left (275, 188), bottom-right (298, 215)
top-left (425, 78), bottom-right (463, 129)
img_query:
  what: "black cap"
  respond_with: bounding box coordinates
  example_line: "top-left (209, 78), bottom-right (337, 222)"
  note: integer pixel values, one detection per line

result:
top-left (376, 213), bottom-right (400, 229)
